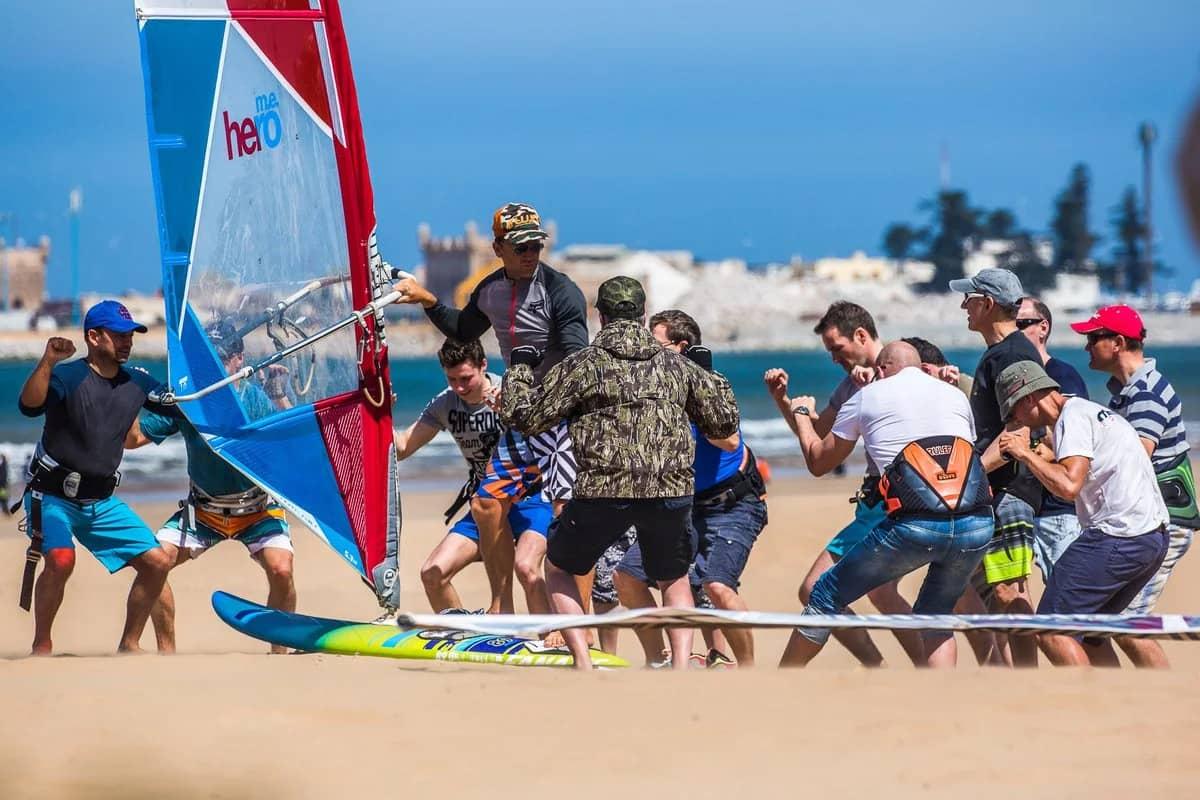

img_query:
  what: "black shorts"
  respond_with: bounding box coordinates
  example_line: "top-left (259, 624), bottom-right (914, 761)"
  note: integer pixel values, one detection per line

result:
top-left (547, 496), bottom-right (693, 582)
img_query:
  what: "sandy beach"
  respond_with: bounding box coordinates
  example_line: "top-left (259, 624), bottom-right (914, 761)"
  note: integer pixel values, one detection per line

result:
top-left (2, 476), bottom-right (1198, 799)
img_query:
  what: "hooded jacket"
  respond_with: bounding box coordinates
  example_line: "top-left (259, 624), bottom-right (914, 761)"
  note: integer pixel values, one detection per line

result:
top-left (500, 319), bottom-right (740, 498)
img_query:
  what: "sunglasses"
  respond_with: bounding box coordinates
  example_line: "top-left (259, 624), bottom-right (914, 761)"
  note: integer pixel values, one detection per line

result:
top-left (962, 292), bottom-right (988, 303)
top-left (512, 242), bottom-right (545, 255)
top-left (1015, 317), bottom-right (1045, 330)
top-left (1086, 331), bottom-right (1118, 345)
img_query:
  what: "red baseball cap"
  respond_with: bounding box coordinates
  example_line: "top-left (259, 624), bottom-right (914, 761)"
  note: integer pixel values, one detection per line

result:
top-left (1069, 305), bottom-right (1146, 340)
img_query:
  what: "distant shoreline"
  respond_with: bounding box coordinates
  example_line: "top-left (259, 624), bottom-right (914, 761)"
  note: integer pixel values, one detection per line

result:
top-left (5, 308), bottom-right (1200, 360)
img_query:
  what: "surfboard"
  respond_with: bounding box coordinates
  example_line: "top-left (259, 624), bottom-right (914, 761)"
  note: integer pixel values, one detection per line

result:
top-left (212, 591), bottom-right (630, 668)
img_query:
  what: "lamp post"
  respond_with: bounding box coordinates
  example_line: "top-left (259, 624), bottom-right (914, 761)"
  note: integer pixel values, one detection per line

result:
top-left (69, 188), bottom-right (82, 325)
top-left (1138, 122), bottom-right (1156, 295)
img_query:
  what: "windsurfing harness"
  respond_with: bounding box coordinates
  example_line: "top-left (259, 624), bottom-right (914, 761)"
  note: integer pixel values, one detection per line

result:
top-left (183, 482), bottom-right (281, 538)
top-left (1156, 452), bottom-right (1200, 529)
top-left (15, 453), bottom-right (121, 610)
top-left (878, 436), bottom-right (992, 519)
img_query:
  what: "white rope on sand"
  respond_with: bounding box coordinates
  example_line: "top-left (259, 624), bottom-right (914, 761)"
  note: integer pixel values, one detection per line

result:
top-left (393, 607), bottom-right (1200, 641)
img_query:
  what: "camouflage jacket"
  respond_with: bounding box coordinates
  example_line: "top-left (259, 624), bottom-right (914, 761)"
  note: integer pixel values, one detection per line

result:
top-left (500, 319), bottom-right (740, 498)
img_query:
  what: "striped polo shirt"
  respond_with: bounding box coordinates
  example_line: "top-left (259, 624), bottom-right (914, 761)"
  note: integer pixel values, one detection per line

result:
top-left (1106, 357), bottom-right (1189, 472)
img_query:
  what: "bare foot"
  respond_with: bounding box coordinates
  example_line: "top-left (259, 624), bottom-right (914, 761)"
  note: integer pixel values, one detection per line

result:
top-left (543, 630), bottom-right (566, 648)
top-left (269, 645), bottom-right (289, 655)
top-left (117, 643), bottom-right (147, 655)
top-left (31, 641), bottom-right (52, 656)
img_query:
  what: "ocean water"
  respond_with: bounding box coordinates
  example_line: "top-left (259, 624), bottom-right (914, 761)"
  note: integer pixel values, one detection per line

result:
top-left (2, 345), bottom-right (1198, 494)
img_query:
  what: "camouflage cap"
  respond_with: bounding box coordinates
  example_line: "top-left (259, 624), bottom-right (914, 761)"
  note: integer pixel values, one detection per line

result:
top-left (595, 276), bottom-right (646, 319)
top-left (492, 202), bottom-right (549, 245)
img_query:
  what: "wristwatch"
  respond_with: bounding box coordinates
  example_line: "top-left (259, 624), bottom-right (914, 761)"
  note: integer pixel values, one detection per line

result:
top-left (792, 404), bottom-right (812, 419)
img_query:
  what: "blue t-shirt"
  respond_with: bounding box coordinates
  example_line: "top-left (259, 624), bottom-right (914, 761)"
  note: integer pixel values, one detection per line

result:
top-left (1040, 357), bottom-right (1089, 516)
top-left (693, 423), bottom-right (744, 493)
top-left (19, 359), bottom-right (174, 478)
top-left (140, 381), bottom-right (274, 496)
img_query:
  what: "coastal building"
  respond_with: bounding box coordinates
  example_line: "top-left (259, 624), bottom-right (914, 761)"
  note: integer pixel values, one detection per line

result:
top-left (552, 245), bottom-right (692, 326)
top-left (0, 237), bottom-right (49, 314)
top-left (962, 237), bottom-right (1055, 278)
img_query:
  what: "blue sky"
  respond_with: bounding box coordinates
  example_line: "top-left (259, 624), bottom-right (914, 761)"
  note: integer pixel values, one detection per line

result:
top-left (2, 0), bottom-right (1200, 296)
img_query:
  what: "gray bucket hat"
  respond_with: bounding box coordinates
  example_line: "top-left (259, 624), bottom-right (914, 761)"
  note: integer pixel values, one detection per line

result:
top-left (948, 268), bottom-right (1025, 310)
top-left (996, 360), bottom-right (1060, 420)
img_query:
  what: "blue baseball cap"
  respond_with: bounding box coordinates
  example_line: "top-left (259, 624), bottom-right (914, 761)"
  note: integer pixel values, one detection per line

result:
top-left (83, 300), bottom-right (149, 334)
top-left (948, 268), bottom-right (1025, 310)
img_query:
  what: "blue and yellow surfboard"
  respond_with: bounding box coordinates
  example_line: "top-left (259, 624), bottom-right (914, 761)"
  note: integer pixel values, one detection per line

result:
top-left (212, 591), bottom-right (629, 668)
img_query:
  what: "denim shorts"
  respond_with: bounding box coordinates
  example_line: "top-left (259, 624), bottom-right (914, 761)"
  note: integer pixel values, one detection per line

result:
top-left (692, 495), bottom-right (767, 590)
top-left (800, 512), bottom-right (993, 645)
top-left (1032, 512), bottom-right (1083, 582)
top-left (1038, 527), bottom-right (1169, 615)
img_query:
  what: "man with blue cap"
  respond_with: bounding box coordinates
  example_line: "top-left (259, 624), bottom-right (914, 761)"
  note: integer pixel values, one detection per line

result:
top-left (16, 300), bottom-right (176, 655)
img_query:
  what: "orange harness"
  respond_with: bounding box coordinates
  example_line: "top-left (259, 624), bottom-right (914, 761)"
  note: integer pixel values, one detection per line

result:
top-left (195, 505), bottom-right (285, 538)
top-left (878, 436), bottom-right (992, 518)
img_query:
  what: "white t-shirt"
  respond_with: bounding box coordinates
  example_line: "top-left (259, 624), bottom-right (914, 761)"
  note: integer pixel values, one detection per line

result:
top-left (1053, 397), bottom-right (1169, 537)
top-left (831, 367), bottom-right (976, 472)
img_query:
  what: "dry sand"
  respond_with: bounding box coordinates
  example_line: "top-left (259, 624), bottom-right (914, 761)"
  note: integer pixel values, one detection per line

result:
top-left (1, 476), bottom-right (1198, 799)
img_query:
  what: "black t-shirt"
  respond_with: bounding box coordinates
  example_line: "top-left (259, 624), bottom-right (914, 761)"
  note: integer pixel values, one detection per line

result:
top-left (19, 360), bottom-right (175, 478)
top-left (970, 330), bottom-right (1042, 505)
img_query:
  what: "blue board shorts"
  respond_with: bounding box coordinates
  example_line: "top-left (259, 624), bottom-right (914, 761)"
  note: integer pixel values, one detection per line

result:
top-left (826, 498), bottom-right (886, 559)
top-left (450, 496), bottom-right (553, 543)
top-left (156, 504), bottom-right (292, 558)
top-left (26, 493), bottom-right (158, 573)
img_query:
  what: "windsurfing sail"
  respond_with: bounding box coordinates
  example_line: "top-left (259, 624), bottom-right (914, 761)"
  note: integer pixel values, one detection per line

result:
top-left (134, 0), bottom-right (401, 608)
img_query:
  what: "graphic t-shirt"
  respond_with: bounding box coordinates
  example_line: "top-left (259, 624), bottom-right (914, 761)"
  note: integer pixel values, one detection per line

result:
top-left (419, 372), bottom-right (505, 477)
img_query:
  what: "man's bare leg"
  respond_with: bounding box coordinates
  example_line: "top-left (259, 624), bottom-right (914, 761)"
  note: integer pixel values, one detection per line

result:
top-left (514, 531), bottom-right (550, 614)
top-left (924, 633), bottom-right (958, 668)
top-left (1082, 639), bottom-right (1123, 667)
top-left (419, 534), bottom-right (479, 612)
top-left (31, 547), bottom-right (75, 656)
top-left (704, 580), bottom-right (753, 666)
top-left (254, 547), bottom-right (297, 654)
top-left (471, 496), bottom-right (515, 613)
top-left (990, 578), bottom-right (1037, 667)
top-left (1117, 637), bottom-right (1170, 668)
top-left (118, 547), bottom-right (172, 653)
top-left (595, 604), bottom-right (624, 652)
top-left (546, 561), bottom-right (591, 671)
top-left (149, 542), bottom-right (188, 654)
top-left (658, 575), bottom-right (696, 670)
top-left (955, 587), bottom-right (1006, 666)
top-left (779, 629), bottom-right (823, 667)
top-left (615, 569), bottom-right (666, 665)
top-left (864, 580), bottom-right (924, 666)
top-left (593, 600), bottom-right (620, 654)
top-left (1039, 632), bottom-right (1091, 666)
top-left (800, 549), bottom-right (884, 667)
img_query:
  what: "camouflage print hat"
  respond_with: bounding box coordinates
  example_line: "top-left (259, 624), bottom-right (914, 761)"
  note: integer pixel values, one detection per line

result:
top-left (492, 202), bottom-right (549, 245)
top-left (595, 276), bottom-right (646, 320)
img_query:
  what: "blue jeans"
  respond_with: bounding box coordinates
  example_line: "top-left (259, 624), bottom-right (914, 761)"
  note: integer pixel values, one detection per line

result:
top-left (800, 512), bottom-right (994, 645)
top-left (1033, 512), bottom-right (1083, 582)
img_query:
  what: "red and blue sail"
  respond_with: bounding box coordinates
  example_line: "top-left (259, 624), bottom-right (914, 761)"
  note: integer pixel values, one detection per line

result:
top-left (134, 0), bottom-right (400, 608)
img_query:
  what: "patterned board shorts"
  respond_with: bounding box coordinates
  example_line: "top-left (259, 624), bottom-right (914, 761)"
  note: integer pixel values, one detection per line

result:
top-left (591, 527), bottom-right (638, 605)
top-left (1124, 524), bottom-right (1194, 614)
top-left (477, 422), bottom-right (576, 504)
top-left (972, 491), bottom-right (1035, 595)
